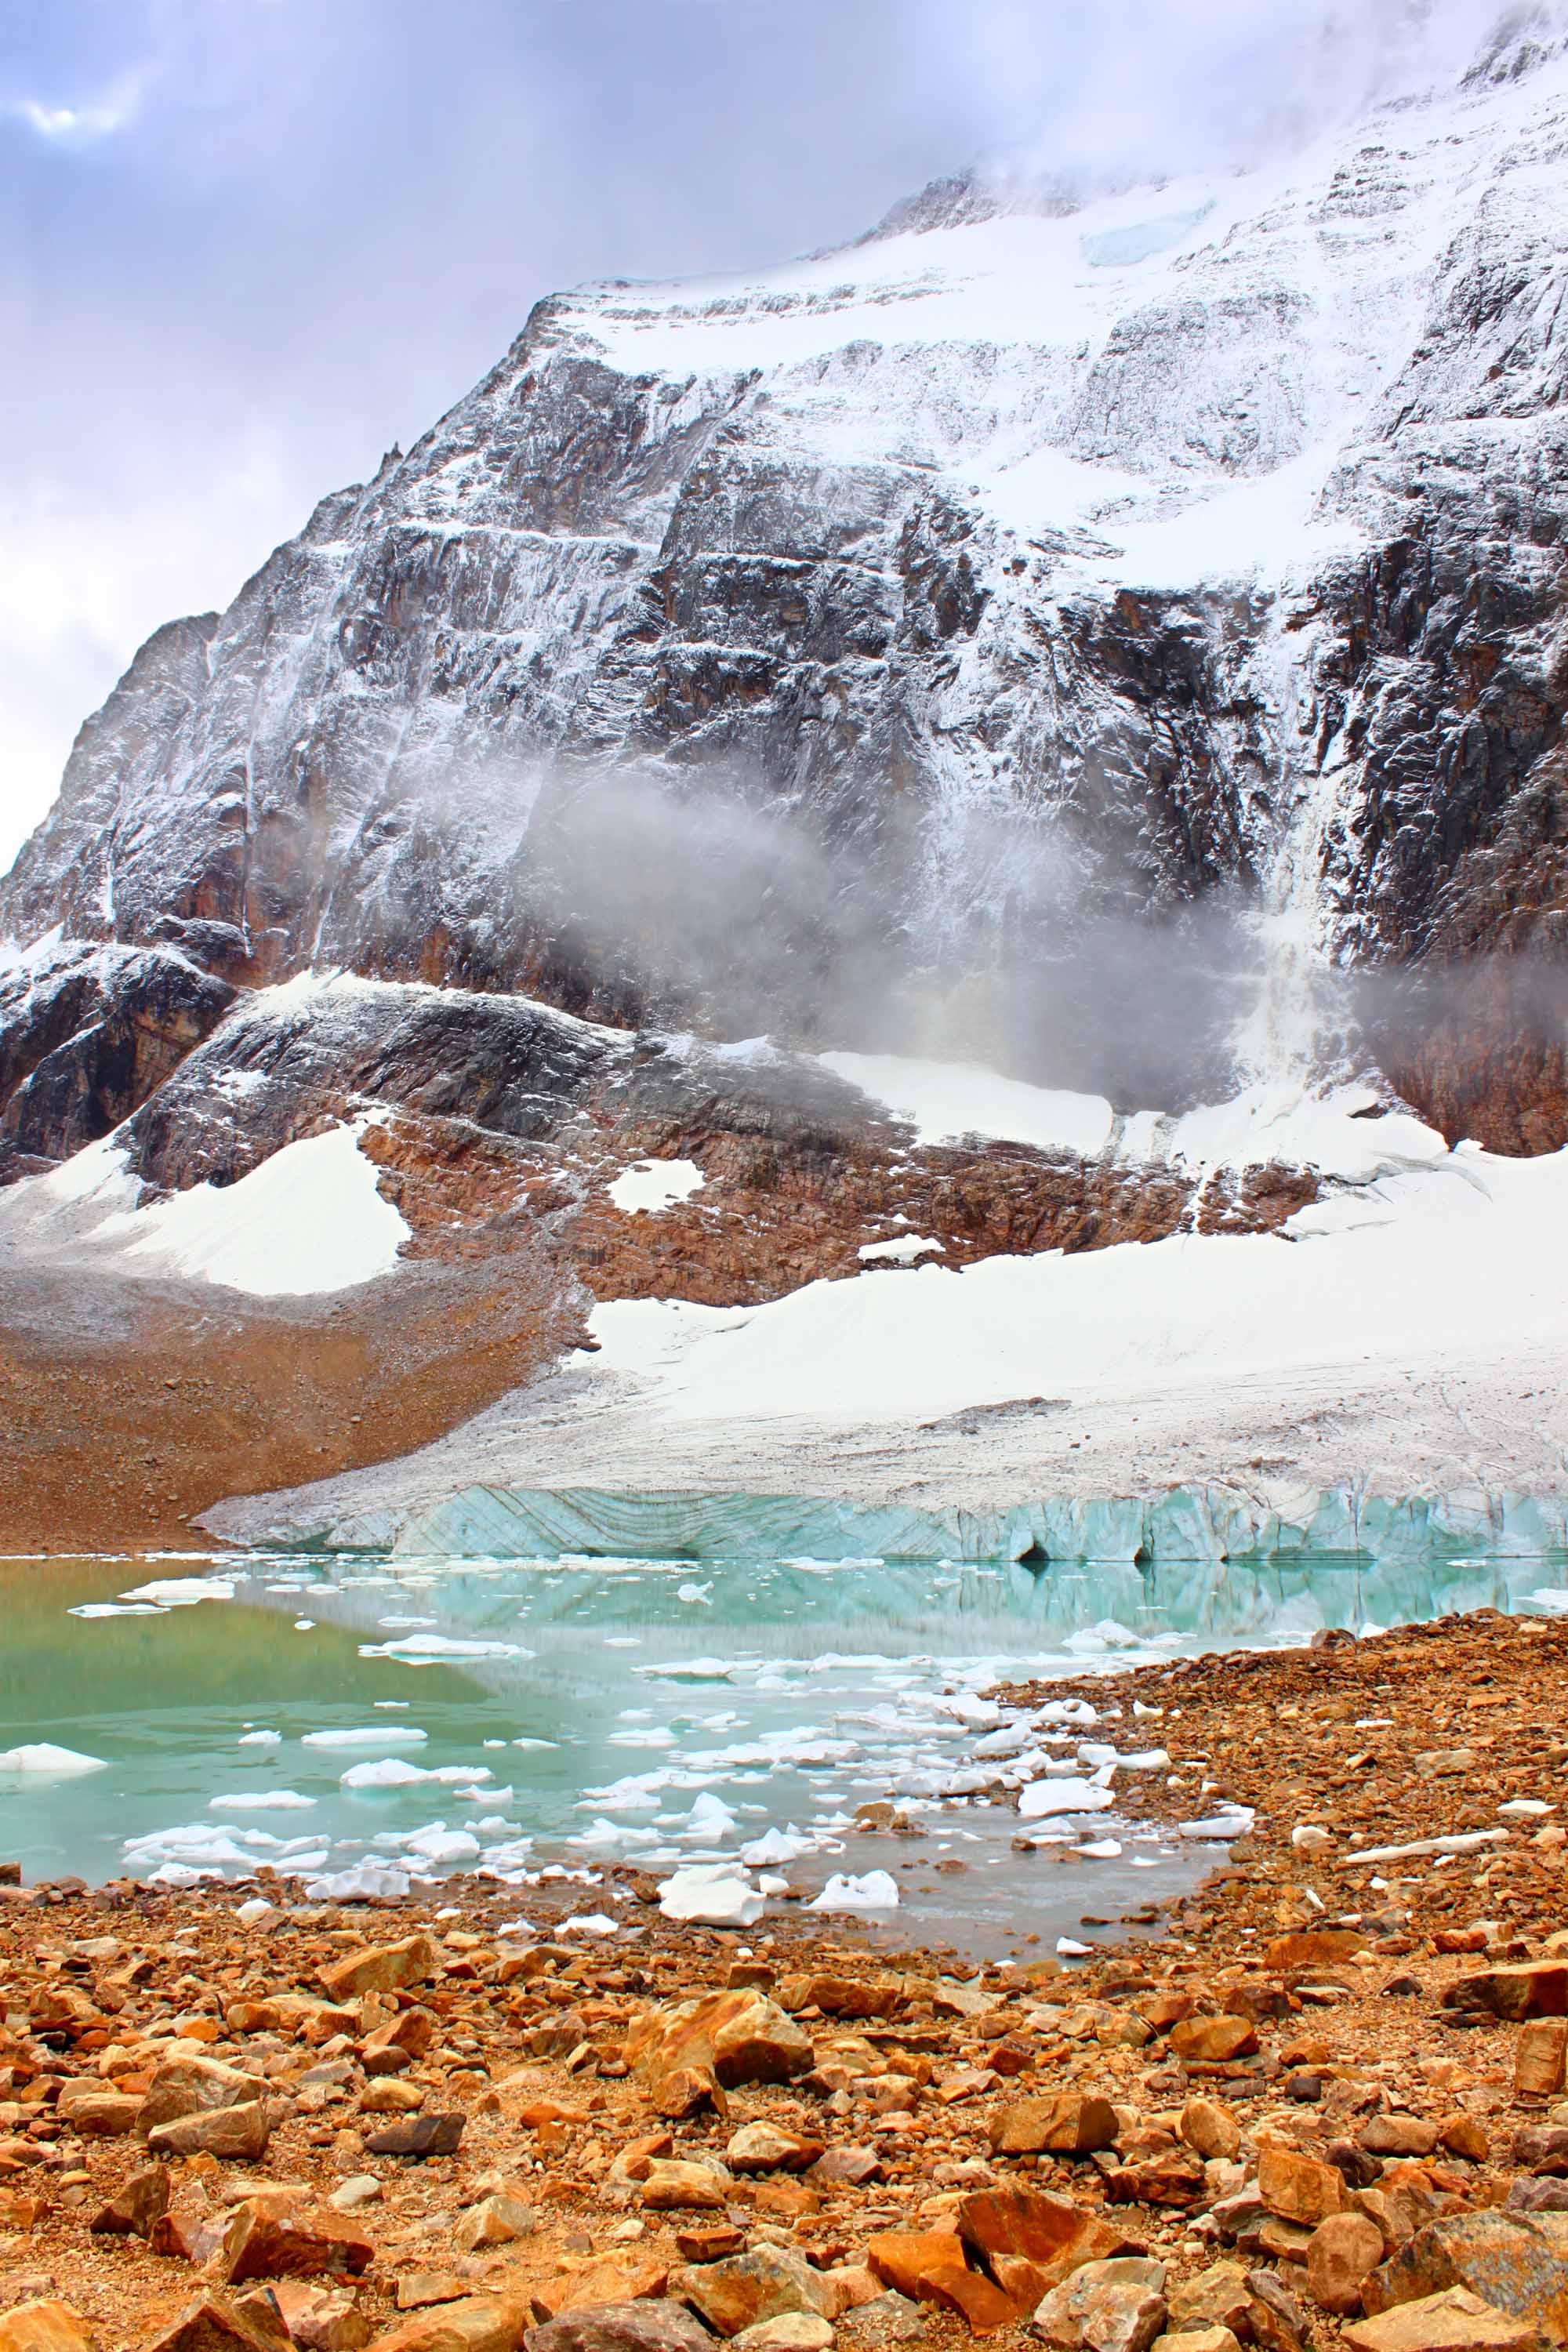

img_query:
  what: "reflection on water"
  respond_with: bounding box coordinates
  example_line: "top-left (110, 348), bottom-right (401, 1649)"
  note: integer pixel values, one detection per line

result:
top-left (1, 1541), bottom-right (1563, 1962)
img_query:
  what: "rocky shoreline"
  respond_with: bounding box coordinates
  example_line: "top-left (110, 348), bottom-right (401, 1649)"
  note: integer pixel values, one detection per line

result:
top-left (5, 1610), bottom-right (1568, 2352)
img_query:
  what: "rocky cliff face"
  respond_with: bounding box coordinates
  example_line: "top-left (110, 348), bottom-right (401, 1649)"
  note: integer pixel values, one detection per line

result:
top-left (3, 13), bottom-right (1568, 1171)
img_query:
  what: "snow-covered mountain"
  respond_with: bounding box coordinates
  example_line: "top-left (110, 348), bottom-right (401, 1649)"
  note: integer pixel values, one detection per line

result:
top-left (3, 5), bottom-right (1568, 1170)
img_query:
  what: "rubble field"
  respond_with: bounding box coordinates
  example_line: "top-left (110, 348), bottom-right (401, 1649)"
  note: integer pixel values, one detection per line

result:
top-left (5, 1607), bottom-right (1568, 2352)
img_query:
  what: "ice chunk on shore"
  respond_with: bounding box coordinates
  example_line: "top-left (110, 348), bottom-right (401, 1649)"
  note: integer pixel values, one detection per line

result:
top-left (658, 1864), bottom-right (763, 1925)
top-left (809, 1870), bottom-right (899, 1914)
top-left (1018, 1777), bottom-right (1116, 1817)
top-left (303, 1863), bottom-right (411, 1900)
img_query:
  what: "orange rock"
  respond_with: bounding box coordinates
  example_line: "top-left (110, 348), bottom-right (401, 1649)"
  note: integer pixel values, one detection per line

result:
top-left (1343, 2288), bottom-right (1544, 2352)
top-left (955, 2185), bottom-right (1135, 2285)
top-left (1258, 2143), bottom-right (1348, 2227)
top-left (1265, 1929), bottom-right (1369, 1970)
top-left (222, 2202), bottom-right (375, 2285)
top-left (1168, 2016), bottom-right (1258, 2064)
top-left (987, 2092), bottom-right (1119, 2155)
top-left (1307, 2214), bottom-right (1387, 2316)
top-left (865, 2231), bottom-right (970, 2303)
top-left (1443, 1963), bottom-right (1568, 2022)
top-left (319, 1936), bottom-right (437, 2003)
top-left (918, 2269), bottom-right (1026, 2336)
top-left (0, 2307), bottom-right (96, 2352)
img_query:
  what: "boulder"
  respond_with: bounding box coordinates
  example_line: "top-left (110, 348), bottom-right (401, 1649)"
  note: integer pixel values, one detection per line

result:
top-left (320, 1938), bottom-right (437, 2003)
top-left (146, 2299), bottom-right (292, 2352)
top-left (956, 2187), bottom-right (1134, 2286)
top-left (864, 2236), bottom-right (969, 2305)
top-left (456, 2198), bottom-right (535, 2252)
top-left (89, 2162), bottom-right (170, 2238)
top-left (1030, 2258), bottom-right (1167, 2352)
top-left (1443, 1964), bottom-right (1568, 2022)
top-left (732, 2321), bottom-right (833, 2352)
top-left (1257, 2144), bottom-right (1347, 2227)
top-left (777, 1977), bottom-right (899, 2020)
top-left (641, 2161), bottom-right (728, 2214)
top-left (1359, 2118), bottom-right (1439, 2160)
top-left (726, 2124), bottom-right (825, 2175)
top-left (364, 2115), bottom-right (463, 2160)
top-left (0, 2310), bottom-right (96, 2352)
top-left (523, 2307), bottom-right (724, 2352)
top-left (140, 2056), bottom-right (266, 2132)
top-left (270, 2288), bottom-right (369, 2352)
top-left (1343, 2288), bottom-right (1544, 2352)
top-left (1518, 2024), bottom-right (1568, 2103)
top-left (222, 2204), bottom-right (376, 2285)
top-left (1306, 2214), bottom-right (1387, 2316)
top-left (531, 2261), bottom-right (670, 2321)
top-left (1168, 2017), bottom-right (1258, 2065)
top-left (365, 2297), bottom-right (533, 2352)
top-left (55, 2090), bottom-right (140, 2137)
top-left (988, 2096), bottom-right (1119, 2157)
top-left (1362, 2212), bottom-right (1568, 2340)
top-left (1179, 2100), bottom-right (1241, 2163)
top-left (673, 2249), bottom-right (834, 2339)
top-left (1265, 1931), bottom-right (1369, 1970)
top-left (148, 2101), bottom-right (270, 2161)
top-left (1163, 2268), bottom-right (1250, 2339)
top-left (626, 1991), bottom-right (813, 2092)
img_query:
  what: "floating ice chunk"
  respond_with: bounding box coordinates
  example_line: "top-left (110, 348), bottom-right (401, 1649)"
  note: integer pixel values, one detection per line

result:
top-left (0, 1743), bottom-right (108, 1776)
top-left (294, 1620), bottom-right (315, 1632)
top-left (69, 1602), bottom-right (161, 1617)
top-left (238, 1730), bottom-right (282, 1748)
top-left (658, 1864), bottom-right (763, 1926)
top-left (151, 1864), bottom-right (218, 1887)
top-left (1527, 1587), bottom-right (1568, 1613)
top-left (740, 1825), bottom-right (813, 1867)
top-left (561, 1913), bottom-right (620, 1936)
top-left (1073, 1839), bottom-right (1123, 1860)
top-left (402, 1825), bottom-right (481, 1864)
top-left (119, 1578), bottom-right (235, 1607)
top-left (123, 1824), bottom-right (259, 1869)
top-left (511, 1737), bottom-right (559, 1750)
top-left (209, 1791), bottom-right (316, 1811)
top-left (757, 1874), bottom-right (790, 1896)
top-left (359, 1635), bottom-right (532, 1663)
top-left (303, 1862), bottom-right (411, 1901)
top-left (677, 1581), bottom-right (714, 1605)
top-left (633, 1657), bottom-right (735, 1682)
top-left (302, 1726), bottom-right (428, 1749)
top-left (1036, 1698), bottom-right (1099, 1725)
top-left (340, 1758), bottom-right (426, 1788)
top-left (1056, 1936), bottom-right (1094, 1957)
top-left (235, 1897), bottom-right (278, 1925)
top-left (461, 1783), bottom-right (512, 1806)
top-left (683, 1791), bottom-right (739, 1838)
top-left (1018, 1777), bottom-right (1116, 1817)
top-left (809, 1870), bottom-right (899, 1915)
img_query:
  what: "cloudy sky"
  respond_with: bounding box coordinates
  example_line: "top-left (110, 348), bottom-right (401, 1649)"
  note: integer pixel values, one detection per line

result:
top-left (1, 0), bottom-right (1496, 870)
